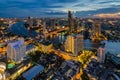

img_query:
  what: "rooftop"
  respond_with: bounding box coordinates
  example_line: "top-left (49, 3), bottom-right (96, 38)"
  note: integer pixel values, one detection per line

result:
top-left (42, 41), bottom-right (52, 46)
top-left (22, 65), bottom-right (44, 80)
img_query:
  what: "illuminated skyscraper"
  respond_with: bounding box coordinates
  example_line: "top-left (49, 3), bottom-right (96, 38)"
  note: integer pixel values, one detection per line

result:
top-left (66, 9), bottom-right (83, 56)
top-left (7, 38), bottom-right (26, 62)
top-left (65, 34), bottom-right (83, 56)
top-left (97, 46), bottom-right (105, 63)
top-left (49, 19), bottom-right (55, 29)
top-left (43, 21), bottom-right (47, 33)
top-left (68, 10), bottom-right (73, 33)
top-left (92, 21), bottom-right (101, 36)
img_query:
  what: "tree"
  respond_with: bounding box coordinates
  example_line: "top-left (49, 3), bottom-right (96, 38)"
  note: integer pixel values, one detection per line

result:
top-left (81, 71), bottom-right (90, 80)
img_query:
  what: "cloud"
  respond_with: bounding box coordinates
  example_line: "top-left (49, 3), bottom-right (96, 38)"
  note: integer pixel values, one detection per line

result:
top-left (7, 0), bottom-right (37, 3)
top-left (99, 0), bottom-right (120, 4)
top-left (74, 4), bottom-right (87, 7)
top-left (94, 12), bottom-right (120, 18)
top-left (76, 7), bottom-right (120, 17)
top-left (0, 0), bottom-right (120, 17)
top-left (45, 11), bottom-right (67, 15)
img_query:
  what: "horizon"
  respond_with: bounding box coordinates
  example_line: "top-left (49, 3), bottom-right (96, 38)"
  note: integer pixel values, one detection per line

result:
top-left (0, 0), bottom-right (120, 18)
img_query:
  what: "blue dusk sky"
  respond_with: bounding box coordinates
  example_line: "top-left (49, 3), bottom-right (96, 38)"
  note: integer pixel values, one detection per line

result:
top-left (0, 0), bottom-right (120, 17)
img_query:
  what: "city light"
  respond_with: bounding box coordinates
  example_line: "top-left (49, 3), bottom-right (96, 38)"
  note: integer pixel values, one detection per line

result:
top-left (0, 0), bottom-right (120, 80)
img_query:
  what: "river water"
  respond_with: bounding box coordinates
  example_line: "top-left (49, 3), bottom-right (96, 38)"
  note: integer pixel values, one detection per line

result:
top-left (54, 35), bottom-right (120, 55)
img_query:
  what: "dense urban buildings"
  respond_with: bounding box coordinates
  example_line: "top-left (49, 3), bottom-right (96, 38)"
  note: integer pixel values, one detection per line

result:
top-left (0, 0), bottom-right (120, 80)
top-left (0, 16), bottom-right (120, 80)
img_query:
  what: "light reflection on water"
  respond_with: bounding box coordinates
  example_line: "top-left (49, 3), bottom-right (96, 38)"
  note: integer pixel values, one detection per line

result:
top-left (54, 35), bottom-right (120, 54)
top-left (104, 41), bottom-right (120, 54)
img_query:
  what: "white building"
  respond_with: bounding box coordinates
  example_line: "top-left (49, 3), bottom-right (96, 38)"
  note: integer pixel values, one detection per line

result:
top-left (64, 34), bottom-right (83, 56)
top-left (7, 38), bottom-right (26, 62)
top-left (97, 47), bottom-right (105, 63)
top-left (0, 62), bottom-right (6, 80)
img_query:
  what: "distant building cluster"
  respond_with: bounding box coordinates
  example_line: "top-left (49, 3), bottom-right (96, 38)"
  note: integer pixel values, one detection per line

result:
top-left (0, 9), bottom-right (120, 80)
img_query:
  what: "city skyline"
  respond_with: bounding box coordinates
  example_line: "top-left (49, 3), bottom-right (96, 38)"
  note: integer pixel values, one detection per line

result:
top-left (0, 0), bottom-right (120, 18)
top-left (0, 8), bottom-right (120, 79)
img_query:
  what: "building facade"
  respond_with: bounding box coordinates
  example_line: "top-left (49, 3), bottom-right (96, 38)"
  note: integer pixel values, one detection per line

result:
top-left (92, 21), bottom-right (101, 36)
top-left (97, 47), bottom-right (105, 63)
top-left (65, 34), bottom-right (83, 56)
top-left (39, 41), bottom-right (53, 53)
top-left (68, 10), bottom-right (74, 33)
top-left (0, 62), bottom-right (6, 80)
top-left (7, 38), bottom-right (26, 62)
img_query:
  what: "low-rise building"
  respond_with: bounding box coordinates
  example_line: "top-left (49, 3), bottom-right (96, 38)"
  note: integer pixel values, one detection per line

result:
top-left (51, 60), bottom-right (81, 80)
top-left (39, 41), bottom-right (53, 53)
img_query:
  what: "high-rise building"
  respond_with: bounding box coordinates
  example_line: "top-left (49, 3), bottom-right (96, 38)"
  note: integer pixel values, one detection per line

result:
top-left (65, 34), bottom-right (83, 56)
top-left (43, 21), bottom-right (48, 40)
top-left (97, 46), bottom-right (105, 63)
top-left (28, 16), bottom-right (33, 27)
top-left (43, 21), bottom-right (48, 34)
top-left (7, 38), bottom-right (26, 62)
top-left (92, 21), bottom-right (101, 36)
top-left (68, 10), bottom-right (73, 33)
top-left (0, 62), bottom-right (6, 80)
top-left (73, 18), bottom-right (77, 33)
top-left (50, 19), bottom-right (55, 29)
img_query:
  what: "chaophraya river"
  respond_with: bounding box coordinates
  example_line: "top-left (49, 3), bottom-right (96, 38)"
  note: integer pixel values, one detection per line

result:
top-left (54, 34), bottom-right (120, 55)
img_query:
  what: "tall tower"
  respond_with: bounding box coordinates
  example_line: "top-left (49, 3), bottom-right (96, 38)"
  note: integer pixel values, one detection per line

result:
top-left (50, 19), bottom-right (55, 29)
top-left (7, 38), bottom-right (26, 63)
top-left (28, 16), bottom-right (33, 28)
top-left (68, 10), bottom-right (73, 33)
top-left (97, 46), bottom-right (105, 63)
top-left (92, 21), bottom-right (101, 36)
top-left (43, 21), bottom-right (48, 40)
top-left (43, 21), bottom-right (46, 33)
top-left (64, 34), bottom-right (83, 56)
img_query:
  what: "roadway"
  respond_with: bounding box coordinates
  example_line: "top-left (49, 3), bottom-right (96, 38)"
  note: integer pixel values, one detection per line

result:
top-left (91, 34), bottom-right (107, 42)
top-left (48, 49), bottom-right (96, 80)
top-left (44, 27), bottom-right (69, 38)
top-left (6, 58), bottom-right (32, 80)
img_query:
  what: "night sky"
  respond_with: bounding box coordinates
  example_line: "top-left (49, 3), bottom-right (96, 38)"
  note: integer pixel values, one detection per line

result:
top-left (0, 0), bottom-right (120, 17)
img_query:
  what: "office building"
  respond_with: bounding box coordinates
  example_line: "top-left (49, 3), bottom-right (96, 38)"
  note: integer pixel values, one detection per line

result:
top-left (97, 46), bottom-right (105, 63)
top-left (43, 22), bottom-right (48, 34)
top-left (7, 38), bottom-right (26, 62)
top-left (92, 21), bottom-right (101, 36)
top-left (0, 62), bottom-right (6, 80)
top-left (68, 10), bottom-right (74, 33)
top-left (65, 34), bottom-right (83, 56)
